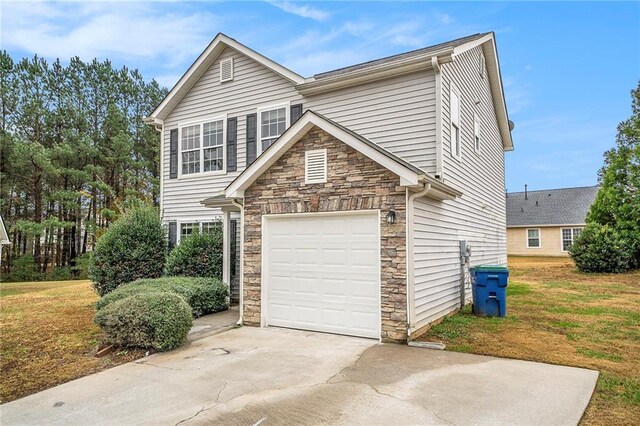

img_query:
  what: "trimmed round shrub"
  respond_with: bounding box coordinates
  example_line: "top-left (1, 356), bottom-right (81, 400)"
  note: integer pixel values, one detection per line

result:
top-left (96, 276), bottom-right (229, 317)
top-left (166, 230), bottom-right (223, 279)
top-left (89, 205), bottom-right (166, 296)
top-left (569, 223), bottom-right (635, 273)
top-left (95, 292), bottom-right (192, 352)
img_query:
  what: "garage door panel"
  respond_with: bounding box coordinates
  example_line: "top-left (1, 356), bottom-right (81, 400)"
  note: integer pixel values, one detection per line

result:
top-left (265, 213), bottom-right (380, 339)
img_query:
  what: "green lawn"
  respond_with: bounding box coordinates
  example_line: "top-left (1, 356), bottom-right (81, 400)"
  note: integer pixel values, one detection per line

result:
top-left (0, 280), bottom-right (143, 403)
top-left (419, 256), bottom-right (640, 425)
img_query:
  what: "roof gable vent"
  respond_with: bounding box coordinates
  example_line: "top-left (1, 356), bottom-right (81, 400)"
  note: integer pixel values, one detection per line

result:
top-left (220, 58), bottom-right (233, 82)
top-left (305, 149), bottom-right (327, 184)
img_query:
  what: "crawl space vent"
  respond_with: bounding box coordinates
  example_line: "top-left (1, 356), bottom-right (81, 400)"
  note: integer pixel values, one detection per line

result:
top-left (305, 149), bottom-right (327, 184)
top-left (220, 58), bottom-right (233, 82)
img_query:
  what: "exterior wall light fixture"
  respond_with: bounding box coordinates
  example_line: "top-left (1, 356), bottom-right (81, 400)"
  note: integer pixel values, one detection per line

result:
top-left (386, 209), bottom-right (396, 224)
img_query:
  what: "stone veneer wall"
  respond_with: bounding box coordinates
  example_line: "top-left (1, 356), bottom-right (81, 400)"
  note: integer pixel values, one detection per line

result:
top-left (242, 126), bottom-right (408, 342)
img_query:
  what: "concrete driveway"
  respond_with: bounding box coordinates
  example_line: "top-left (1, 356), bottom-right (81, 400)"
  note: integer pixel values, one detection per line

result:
top-left (1, 327), bottom-right (597, 426)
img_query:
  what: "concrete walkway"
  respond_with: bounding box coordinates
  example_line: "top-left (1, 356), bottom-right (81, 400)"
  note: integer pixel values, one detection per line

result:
top-left (187, 305), bottom-right (239, 342)
top-left (1, 327), bottom-right (598, 426)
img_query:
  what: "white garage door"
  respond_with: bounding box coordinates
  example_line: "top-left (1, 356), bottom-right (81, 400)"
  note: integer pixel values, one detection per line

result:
top-left (265, 212), bottom-right (380, 339)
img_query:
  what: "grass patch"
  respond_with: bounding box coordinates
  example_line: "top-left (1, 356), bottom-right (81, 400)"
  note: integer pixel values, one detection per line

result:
top-left (0, 280), bottom-right (145, 403)
top-left (419, 256), bottom-right (640, 424)
top-left (576, 348), bottom-right (622, 362)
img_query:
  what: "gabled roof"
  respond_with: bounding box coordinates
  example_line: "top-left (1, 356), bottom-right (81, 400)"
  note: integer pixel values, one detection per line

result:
top-left (506, 185), bottom-right (599, 227)
top-left (145, 33), bottom-right (305, 123)
top-left (146, 32), bottom-right (513, 150)
top-left (224, 110), bottom-right (461, 200)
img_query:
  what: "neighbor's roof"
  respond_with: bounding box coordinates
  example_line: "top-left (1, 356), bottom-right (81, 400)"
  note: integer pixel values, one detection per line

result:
top-left (506, 185), bottom-right (599, 227)
top-left (0, 213), bottom-right (10, 245)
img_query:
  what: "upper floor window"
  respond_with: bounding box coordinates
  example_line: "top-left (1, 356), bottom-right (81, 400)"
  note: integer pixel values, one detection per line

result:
top-left (450, 88), bottom-right (461, 159)
top-left (180, 117), bottom-right (225, 176)
top-left (527, 228), bottom-right (541, 248)
top-left (258, 104), bottom-right (289, 153)
top-left (474, 115), bottom-right (481, 153)
top-left (561, 228), bottom-right (582, 251)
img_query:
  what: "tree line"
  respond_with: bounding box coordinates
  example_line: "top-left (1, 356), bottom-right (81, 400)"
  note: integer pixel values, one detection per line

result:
top-left (0, 52), bottom-right (168, 275)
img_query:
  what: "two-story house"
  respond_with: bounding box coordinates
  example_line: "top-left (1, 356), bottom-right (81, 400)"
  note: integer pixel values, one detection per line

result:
top-left (145, 32), bottom-right (514, 342)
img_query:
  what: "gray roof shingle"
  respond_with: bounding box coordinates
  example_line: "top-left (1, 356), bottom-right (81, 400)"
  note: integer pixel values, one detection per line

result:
top-left (506, 185), bottom-right (599, 227)
top-left (313, 33), bottom-right (489, 80)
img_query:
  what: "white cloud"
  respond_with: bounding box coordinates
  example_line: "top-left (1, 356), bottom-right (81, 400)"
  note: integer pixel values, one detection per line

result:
top-left (1, 1), bottom-right (217, 67)
top-left (266, 1), bottom-right (330, 22)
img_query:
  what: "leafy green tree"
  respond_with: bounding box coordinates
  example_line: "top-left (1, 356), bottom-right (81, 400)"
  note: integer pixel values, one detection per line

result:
top-left (577, 81), bottom-right (640, 271)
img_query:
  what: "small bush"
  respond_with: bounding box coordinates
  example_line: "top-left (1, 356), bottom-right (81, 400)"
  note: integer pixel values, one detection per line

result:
top-left (95, 292), bottom-right (192, 351)
top-left (1, 255), bottom-right (43, 282)
top-left (96, 276), bottom-right (228, 317)
top-left (49, 266), bottom-right (73, 281)
top-left (71, 253), bottom-right (91, 280)
top-left (166, 230), bottom-right (223, 279)
top-left (569, 224), bottom-right (635, 273)
top-left (89, 205), bottom-right (166, 296)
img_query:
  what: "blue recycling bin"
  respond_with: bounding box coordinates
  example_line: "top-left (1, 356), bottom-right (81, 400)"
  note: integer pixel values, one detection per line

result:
top-left (471, 266), bottom-right (509, 317)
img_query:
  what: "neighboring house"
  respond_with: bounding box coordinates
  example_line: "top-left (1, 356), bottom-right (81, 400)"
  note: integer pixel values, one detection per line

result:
top-left (0, 214), bottom-right (10, 267)
top-left (145, 32), bottom-right (513, 342)
top-left (506, 185), bottom-right (599, 257)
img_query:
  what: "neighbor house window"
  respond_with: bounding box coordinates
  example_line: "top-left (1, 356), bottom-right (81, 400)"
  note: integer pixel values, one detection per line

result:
top-left (450, 88), bottom-right (461, 159)
top-left (561, 228), bottom-right (583, 251)
top-left (258, 105), bottom-right (288, 153)
top-left (474, 115), bottom-right (481, 153)
top-left (527, 228), bottom-right (541, 248)
top-left (180, 222), bottom-right (198, 240)
top-left (180, 118), bottom-right (225, 175)
top-left (202, 221), bottom-right (222, 234)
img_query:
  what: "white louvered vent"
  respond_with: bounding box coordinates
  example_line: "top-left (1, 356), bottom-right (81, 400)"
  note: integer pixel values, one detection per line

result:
top-left (305, 149), bottom-right (327, 184)
top-left (220, 58), bottom-right (233, 82)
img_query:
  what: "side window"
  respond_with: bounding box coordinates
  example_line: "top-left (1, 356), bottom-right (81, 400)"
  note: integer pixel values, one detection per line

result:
top-left (527, 229), bottom-right (541, 248)
top-left (450, 87), bottom-right (461, 159)
top-left (180, 222), bottom-right (198, 242)
top-left (561, 227), bottom-right (583, 251)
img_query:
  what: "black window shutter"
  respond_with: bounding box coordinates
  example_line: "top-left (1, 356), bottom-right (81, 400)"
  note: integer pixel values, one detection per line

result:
top-left (291, 103), bottom-right (303, 124)
top-left (169, 129), bottom-right (178, 179)
top-left (246, 113), bottom-right (257, 165)
top-left (227, 117), bottom-right (237, 172)
top-left (168, 221), bottom-right (177, 249)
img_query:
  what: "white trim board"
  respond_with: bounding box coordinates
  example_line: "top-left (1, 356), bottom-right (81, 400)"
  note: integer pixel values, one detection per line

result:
top-left (225, 111), bottom-right (423, 198)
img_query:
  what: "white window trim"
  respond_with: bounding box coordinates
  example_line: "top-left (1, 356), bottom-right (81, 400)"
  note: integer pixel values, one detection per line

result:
top-left (526, 228), bottom-right (541, 249)
top-left (449, 84), bottom-right (462, 161)
top-left (304, 148), bottom-right (328, 184)
top-left (473, 113), bottom-right (481, 154)
top-left (177, 218), bottom-right (223, 244)
top-left (257, 102), bottom-right (290, 155)
top-left (178, 115), bottom-right (227, 178)
top-left (560, 227), bottom-right (583, 252)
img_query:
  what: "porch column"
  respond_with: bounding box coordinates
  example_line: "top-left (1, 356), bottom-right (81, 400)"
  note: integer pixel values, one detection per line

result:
top-left (222, 210), bottom-right (231, 291)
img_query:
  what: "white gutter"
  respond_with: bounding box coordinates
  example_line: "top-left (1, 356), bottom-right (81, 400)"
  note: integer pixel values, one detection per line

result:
top-left (431, 56), bottom-right (444, 179)
top-left (406, 183), bottom-right (432, 338)
top-left (231, 198), bottom-right (244, 326)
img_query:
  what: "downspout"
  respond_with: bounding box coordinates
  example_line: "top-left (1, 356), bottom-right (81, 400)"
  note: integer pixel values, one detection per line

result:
top-left (432, 56), bottom-right (444, 180)
top-left (231, 198), bottom-right (244, 326)
top-left (406, 182), bottom-right (432, 339)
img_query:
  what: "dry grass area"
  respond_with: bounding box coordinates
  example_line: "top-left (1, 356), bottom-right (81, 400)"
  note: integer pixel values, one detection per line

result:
top-left (0, 280), bottom-right (144, 403)
top-left (420, 256), bottom-right (640, 425)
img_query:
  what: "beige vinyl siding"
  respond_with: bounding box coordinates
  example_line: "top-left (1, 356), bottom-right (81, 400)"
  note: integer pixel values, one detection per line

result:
top-left (161, 47), bottom-right (302, 221)
top-left (412, 46), bottom-right (507, 331)
top-left (507, 226), bottom-right (578, 257)
top-left (305, 70), bottom-right (438, 174)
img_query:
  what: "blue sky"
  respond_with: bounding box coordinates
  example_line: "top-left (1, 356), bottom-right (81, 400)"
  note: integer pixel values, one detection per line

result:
top-left (2, 1), bottom-right (639, 192)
